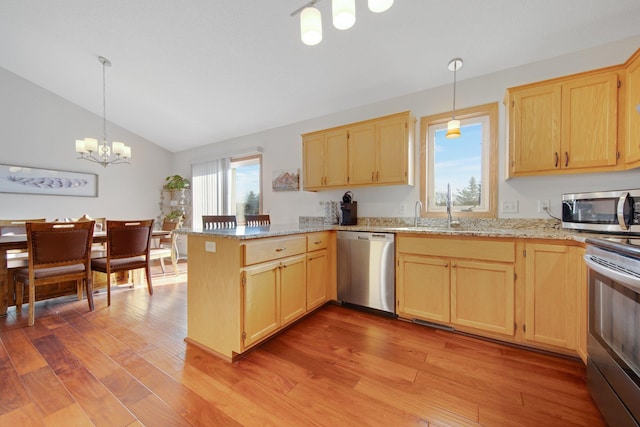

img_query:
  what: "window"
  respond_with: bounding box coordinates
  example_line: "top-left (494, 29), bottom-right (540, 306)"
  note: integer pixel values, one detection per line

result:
top-left (192, 154), bottom-right (262, 227)
top-left (231, 155), bottom-right (262, 224)
top-left (420, 102), bottom-right (498, 218)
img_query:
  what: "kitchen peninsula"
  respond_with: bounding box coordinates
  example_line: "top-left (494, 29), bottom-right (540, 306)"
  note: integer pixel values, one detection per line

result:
top-left (181, 224), bottom-right (337, 361)
top-left (180, 219), bottom-right (591, 363)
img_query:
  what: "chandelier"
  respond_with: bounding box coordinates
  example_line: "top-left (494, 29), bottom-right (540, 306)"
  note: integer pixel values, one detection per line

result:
top-left (75, 56), bottom-right (131, 167)
top-left (292, 0), bottom-right (394, 46)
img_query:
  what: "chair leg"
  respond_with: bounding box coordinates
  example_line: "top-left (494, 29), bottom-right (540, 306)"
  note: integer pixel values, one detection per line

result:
top-left (85, 276), bottom-right (94, 311)
top-left (145, 265), bottom-right (153, 295)
top-left (106, 269), bottom-right (112, 306)
top-left (28, 281), bottom-right (35, 326)
top-left (159, 257), bottom-right (167, 273)
top-left (13, 273), bottom-right (23, 313)
top-left (170, 252), bottom-right (179, 276)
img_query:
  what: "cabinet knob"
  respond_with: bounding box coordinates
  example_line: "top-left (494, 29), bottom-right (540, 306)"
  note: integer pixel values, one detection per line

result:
top-left (554, 152), bottom-right (559, 168)
top-left (564, 152), bottom-right (569, 167)
top-left (276, 247), bottom-right (286, 252)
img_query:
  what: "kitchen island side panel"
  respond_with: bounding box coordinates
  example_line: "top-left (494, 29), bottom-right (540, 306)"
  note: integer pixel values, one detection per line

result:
top-left (187, 234), bottom-right (242, 359)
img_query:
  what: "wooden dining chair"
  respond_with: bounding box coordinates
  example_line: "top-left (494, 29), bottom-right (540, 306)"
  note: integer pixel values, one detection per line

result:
top-left (91, 220), bottom-right (154, 306)
top-left (13, 221), bottom-right (95, 326)
top-left (149, 218), bottom-right (180, 275)
top-left (0, 218), bottom-right (47, 308)
top-left (245, 214), bottom-right (270, 227)
top-left (202, 215), bottom-right (237, 230)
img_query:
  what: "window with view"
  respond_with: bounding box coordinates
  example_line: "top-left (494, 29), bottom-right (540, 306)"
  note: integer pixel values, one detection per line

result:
top-left (191, 154), bottom-right (262, 227)
top-left (420, 103), bottom-right (497, 218)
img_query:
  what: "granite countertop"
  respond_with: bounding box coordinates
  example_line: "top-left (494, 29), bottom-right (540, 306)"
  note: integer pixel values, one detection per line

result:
top-left (176, 218), bottom-right (601, 242)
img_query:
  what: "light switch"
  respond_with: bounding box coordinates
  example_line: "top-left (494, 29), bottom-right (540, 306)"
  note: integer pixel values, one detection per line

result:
top-left (205, 241), bottom-right (216, 252)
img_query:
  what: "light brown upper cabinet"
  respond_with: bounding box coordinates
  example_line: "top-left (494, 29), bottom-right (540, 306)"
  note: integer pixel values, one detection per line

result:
top-left (624, 49), bottom-right (640, 167)
top-left (302, 111), bottom-right (414, 191)
top-left (302, 128), bottom-right (349, 189)
top-left (506, 67), bottom-right (620, 178)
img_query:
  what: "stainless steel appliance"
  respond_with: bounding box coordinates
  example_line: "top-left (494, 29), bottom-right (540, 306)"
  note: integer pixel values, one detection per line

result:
top-left (562, 189), bottom-right (640, 234)
top-left (337, 231), bottom-right (395, 315)
top-left (584, 237), bottom-right (640, 427)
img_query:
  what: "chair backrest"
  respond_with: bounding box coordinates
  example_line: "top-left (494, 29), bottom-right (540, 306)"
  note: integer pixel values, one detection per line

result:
top-left (0, 218), bottom-right (46, 236)
top-left (26, 221), bottom-right (95, 269)
top-left (202, 215), bottom-right (237, 230)
top-left (105, 220), bottom-right (154, 259)
top-left (159, 218), bottom-right (181, 245)
top-left (245, 214), bottom-right (271, 227)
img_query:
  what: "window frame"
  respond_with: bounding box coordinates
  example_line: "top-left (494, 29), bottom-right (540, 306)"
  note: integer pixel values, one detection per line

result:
top-left (419, 102), bottom-right (498, 218)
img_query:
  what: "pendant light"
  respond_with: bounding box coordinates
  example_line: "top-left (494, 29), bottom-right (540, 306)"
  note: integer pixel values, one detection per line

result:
top-left (368, 0), bottom-right (394, 13)
top-left (300, 6), bottom-right (322, 45)
top-left (75, 56), bottom-right (131, 166)
top-left (332, 0), bottom-right (356, 30)
top-left (446, 58), bottom-right (463, 139)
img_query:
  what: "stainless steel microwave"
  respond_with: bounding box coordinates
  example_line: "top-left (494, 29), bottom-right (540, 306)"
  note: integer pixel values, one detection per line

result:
top-left (562, 189), bottom-right (640, 234)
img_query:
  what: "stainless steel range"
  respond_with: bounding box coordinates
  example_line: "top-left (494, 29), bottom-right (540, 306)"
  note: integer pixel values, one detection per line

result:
top-left (584, 237), bottom-right (640, 427)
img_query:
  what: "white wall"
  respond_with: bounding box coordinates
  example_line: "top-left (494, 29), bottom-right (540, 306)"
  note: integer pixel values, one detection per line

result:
top-left (173, 35), bottom-right (640, 224)
top-left (0, 66), bottom-right (173, 223)
top-left (5, 36), bottom-right (639, 226)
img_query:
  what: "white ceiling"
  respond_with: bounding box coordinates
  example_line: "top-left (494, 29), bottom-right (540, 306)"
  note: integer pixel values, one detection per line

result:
top-left (2, 1), bottom-right (640, 153)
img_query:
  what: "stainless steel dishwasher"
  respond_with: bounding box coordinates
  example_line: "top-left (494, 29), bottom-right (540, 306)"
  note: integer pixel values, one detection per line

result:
top-left (337, 231), bottom-right (395, 315)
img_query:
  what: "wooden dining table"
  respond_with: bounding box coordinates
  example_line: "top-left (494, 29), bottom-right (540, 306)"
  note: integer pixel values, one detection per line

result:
top-left (0, 230), bottom-right (171, 316)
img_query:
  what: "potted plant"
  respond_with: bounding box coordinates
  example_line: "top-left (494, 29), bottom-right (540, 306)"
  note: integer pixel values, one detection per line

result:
top-left (164, 175), bottom-right (190, 191)
top-left (164, 209), bottom-right (184, 221)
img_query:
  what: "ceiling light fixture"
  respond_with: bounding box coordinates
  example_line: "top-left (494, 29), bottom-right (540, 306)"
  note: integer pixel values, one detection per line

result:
top-left (332, 0), bottom-right (356, 30)
top-left (446, 58), bottom-right (463, 139)
top-left (75, 56), bottom-right (131, 167)
top-left (291, 0), bottom-right (393, 46)
top-left (368, 0), bottom-right (394, 13)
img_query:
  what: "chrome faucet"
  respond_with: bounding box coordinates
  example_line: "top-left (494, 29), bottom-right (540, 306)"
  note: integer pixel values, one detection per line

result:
top-left (414, 200), bottom-right (422, 227)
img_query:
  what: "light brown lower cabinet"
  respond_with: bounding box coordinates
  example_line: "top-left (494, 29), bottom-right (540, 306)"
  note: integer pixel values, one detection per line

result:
top-left (185, 231), bottom-right (335, 361)
top-left (396, 235), bottom-right (586, 359)
top-left (242, 254), bottom-right (306, 348)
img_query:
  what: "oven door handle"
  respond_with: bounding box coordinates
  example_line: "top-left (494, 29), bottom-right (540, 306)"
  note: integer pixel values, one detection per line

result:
top-left (584, 254), bottom-right (640, 293)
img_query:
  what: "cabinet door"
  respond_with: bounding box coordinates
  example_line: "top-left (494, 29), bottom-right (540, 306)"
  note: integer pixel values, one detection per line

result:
top-left (306, 249), bottom-right (328, 311)
top-left (625, 50), bottom-right (640, 166)
top-left (376, 115), bottom-right (408, 184)
top-left (524, 243), bottom-right (578, 350)
top-left (324, 128), bottom-right (349, 187)
top-left (451, 260), bottom-right (515, 336)
top-left (303, 133), bottom-right (325, 189)
top-left (280, 255), bottom-right (307, 326)
top-left (243, 261), bottom-right (280, 348)
top-left (397, 254), bottom-right (450, 323)
top-left (508, 84), bottom-right (562, 175)
top-left (562, 71), bottom-right (618, 170)
top-left (348, 123), bottom-right (376, 185)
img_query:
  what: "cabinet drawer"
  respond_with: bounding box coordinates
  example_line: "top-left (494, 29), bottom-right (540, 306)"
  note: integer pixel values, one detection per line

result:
top-left (307, 231), bottom-right (331, 252)
top-left (398, 236), bottom-right (515, 263)
top-left (243, 236), bottom-right (306, 266)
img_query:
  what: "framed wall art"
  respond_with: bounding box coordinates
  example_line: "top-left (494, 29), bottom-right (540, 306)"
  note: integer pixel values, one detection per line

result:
top-left (272, 168), bottom-right (300, 192)
top-left (0, 164), bottom-right (98, 197)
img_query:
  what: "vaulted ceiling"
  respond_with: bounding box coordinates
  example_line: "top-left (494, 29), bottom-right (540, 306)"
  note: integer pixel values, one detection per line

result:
top-left (2, 0), bottom-right (640, 152)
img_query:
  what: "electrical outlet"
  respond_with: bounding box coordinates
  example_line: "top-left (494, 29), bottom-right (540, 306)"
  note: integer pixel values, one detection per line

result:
top-left (399, 204), bottom-right (405, 215)
top-left (205, 241), bottom-right (216, 252)
top-left (537, 199), bottom-right (550, 213)
top-left (501, 200), bottom-right (519, 213)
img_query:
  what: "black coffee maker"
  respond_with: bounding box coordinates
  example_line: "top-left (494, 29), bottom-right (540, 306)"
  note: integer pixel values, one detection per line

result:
top-left (340, 191), bottom-right (357, 225)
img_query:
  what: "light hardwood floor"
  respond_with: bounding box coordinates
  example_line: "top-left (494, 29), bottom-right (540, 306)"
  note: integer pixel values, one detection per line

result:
top-left (0, 262), bottom-right (605, 426)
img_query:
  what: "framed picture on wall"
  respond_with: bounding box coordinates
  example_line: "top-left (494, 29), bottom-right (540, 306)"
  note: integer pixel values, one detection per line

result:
top-left (272, 168), bottom-right (300, 192)
top-left (0, 164), bottom-right (98, 197)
